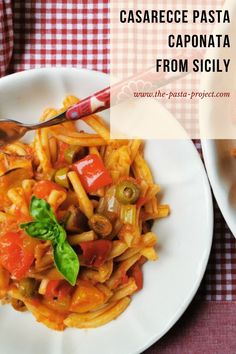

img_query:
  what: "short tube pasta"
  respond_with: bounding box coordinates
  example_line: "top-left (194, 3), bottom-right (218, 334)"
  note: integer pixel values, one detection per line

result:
top-left (0, 96), bottom-right (169, 331)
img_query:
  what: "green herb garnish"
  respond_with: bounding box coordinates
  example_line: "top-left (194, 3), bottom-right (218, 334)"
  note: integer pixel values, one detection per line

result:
top-left (20, 196), bottom-right (79, 285)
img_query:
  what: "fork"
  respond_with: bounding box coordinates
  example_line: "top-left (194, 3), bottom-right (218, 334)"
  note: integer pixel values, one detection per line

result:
top-left (0, 66), bottom-right (188, 146)
top-left (0, 85), bottom-right (110, 146)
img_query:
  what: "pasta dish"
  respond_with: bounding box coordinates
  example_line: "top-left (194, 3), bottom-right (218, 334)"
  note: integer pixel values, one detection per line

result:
top-left (0, 96), bottom-right (169, 330)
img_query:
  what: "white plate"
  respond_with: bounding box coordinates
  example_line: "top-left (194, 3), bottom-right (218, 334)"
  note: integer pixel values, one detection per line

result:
top-left (200, 0), bottom-right (236, 237)
top-left (0, 68), bottom-right (213, 354)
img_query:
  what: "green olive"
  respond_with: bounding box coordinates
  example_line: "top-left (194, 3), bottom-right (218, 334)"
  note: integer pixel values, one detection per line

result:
top-left (115, 180), bottom-right (140, 205)
top-left (88, 214), bottom-right (112, 237)
top-left (19, 278), bottom-right (38, 298)
top-left (64, 146), bottom-right (84, 164)
top-left (54, 167), bottom-right (69, 188)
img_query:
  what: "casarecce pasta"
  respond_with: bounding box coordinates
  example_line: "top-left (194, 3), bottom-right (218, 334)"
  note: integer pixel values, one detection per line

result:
top-left (0, 96), bottom-right (169, 331)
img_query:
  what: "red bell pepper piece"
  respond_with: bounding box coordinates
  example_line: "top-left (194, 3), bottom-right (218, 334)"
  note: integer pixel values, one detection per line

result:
top-left (45, 280), bottom-right (73, 300)
top-left (79, 239), bottom-right (112, 268)
top-left (73, 154), bottom-right (112, 193)
top-left (0, 231), bottom-right (35, 280)
top-left (33, 180), bottom-right (65, 200)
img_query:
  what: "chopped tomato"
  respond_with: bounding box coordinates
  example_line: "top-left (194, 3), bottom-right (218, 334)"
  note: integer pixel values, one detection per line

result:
top-left (45, 280), bottom-right (73, 300)
top-left (45, 280), bottom-right (61, 298)
top-left (0, 231), bottom-right (35, 280)
top-left (73, 154), bottom-right (112, 193)
top-left (58, 281), bottom-right (73, 299)
top-left (70, 280), bottom-right (105, 313)
top-left (33, 180), bottom-right (65, 200)
top-left (79, 239), bottom-right (112, 268)
top-left (54, 141), bottom-right (69, 169)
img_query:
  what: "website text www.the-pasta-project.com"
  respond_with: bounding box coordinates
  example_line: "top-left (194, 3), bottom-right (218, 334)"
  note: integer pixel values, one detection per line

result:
top-left (133, 90), bottom-right (231, 100)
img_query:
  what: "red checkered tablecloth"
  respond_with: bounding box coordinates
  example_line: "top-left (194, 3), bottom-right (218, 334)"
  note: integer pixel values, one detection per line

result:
top-left (1, 0), bottom-right (236, 352)
top-left (0, 0), bottom-right (13, 76)
top-left (8, 1), bottom-right (109, 74)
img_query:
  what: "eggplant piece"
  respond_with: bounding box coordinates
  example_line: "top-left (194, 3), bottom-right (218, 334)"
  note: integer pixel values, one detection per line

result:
top-left (18, 278), bottom-right (38, 298)
top-left (88, 214), bottom-right (112, 237)
top-left (0, 151), bottom-right (32, 177)
top-left (11, 298), bottom-right (27, 312)
top-left (65, 205), bottom-right (88, 233)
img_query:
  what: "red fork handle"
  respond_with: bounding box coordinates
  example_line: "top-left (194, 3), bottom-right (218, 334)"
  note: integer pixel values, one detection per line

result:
top-left (65, 67), bottom-right (160, 120)
top-left (65, 51), bottom-right (199, 120)
top-left (66, 87), bottom-right (110, 120)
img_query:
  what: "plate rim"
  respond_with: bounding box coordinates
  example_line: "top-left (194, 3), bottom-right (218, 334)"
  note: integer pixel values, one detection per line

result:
top-left (201, 139), bottom-right (236, 237)
top-left (138, 137), bottom-right (213, 353)
top-left (0, 67), bottom-right (214, 353)
top-left (200, 0), bottom-right (236, 238)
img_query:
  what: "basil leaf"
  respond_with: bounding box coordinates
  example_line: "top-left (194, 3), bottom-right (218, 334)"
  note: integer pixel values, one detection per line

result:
top-left (53, 240), bottom-right (79, 286)
top-left (56, 224), bottom-right (67, 244)
top-left (30, 196), bottom-right (57, 223)
top-left (20, 221), bottom-right (58, 241)
top-left (20, 196), bottom-right (80, 285)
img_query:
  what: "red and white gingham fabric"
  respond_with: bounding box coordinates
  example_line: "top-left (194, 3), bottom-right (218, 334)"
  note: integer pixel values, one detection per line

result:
top-left (0, 0), bottom-right (13, 77)
top-left (1, 0), bottom-right (235, 302)
top-left (9, 1), bottom-right (109, 73)
top-left (110, 0), bottom-right (228, 138)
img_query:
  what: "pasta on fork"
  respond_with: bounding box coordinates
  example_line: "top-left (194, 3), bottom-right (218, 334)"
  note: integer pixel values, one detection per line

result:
top-left (0, 96), bottom-right (169, 331)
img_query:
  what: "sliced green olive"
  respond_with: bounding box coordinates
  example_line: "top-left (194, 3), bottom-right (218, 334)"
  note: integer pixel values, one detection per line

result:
top-left (115, 180), bottom-right (140, 205)
top-left (54, 167), bottom-right (69, 188)
top-left (64, 146), bottom-right (85, 164)
top-left (88, 214), bottom-right (112, 237)
top-left (18, 278), bottom-right (38, 298)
